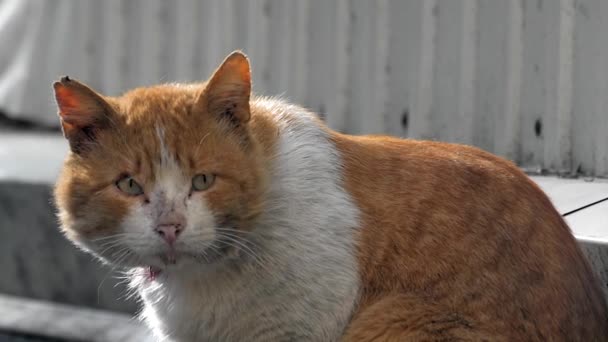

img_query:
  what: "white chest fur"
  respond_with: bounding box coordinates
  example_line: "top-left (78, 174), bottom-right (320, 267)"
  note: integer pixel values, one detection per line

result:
top-left (133, 103), bottom-right (361, 341)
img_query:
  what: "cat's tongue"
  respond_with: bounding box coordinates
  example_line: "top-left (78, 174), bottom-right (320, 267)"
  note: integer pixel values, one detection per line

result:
top-left (147, 266), bottom-right (162, 281)
top-left (145, 250), bottom-right (176, 281)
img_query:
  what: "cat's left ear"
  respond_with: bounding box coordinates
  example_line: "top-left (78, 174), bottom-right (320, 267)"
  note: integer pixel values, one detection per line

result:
top-left (53, 77), bottom-right (114, 153)
top-left (198, 51), bottom-right (251, 125)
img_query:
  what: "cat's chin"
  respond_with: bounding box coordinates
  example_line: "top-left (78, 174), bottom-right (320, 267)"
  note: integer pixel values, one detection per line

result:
top-left (128, 248), bottom-right (234, 271)
top-left (131, 255), bottom-right (233, 282)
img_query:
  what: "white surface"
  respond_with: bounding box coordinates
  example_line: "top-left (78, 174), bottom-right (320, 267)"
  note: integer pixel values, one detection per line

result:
top-left (566, 201), bottom-right (608, 241)
top-left (2, 0), bottom-right (608, 175)
top-left (530, 175), bottom-right (608, 243)
top-left (0, 130), bottom-right (67, 184)
top-left (530, 175), bottom-right (608, 215)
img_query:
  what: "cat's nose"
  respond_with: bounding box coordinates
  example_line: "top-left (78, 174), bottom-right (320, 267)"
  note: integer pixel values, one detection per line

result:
top-left (155, 223), bottom-right (183, 245)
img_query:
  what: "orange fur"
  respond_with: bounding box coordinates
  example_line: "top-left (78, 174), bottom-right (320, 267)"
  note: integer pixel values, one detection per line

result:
top-left (54, 78), bottom-right (276, 247)
top-left (334, 134), bottom-right (608, 340)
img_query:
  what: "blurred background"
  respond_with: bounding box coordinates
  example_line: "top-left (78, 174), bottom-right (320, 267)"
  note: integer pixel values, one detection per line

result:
top-left (1, 0), bottom-right (608, 341)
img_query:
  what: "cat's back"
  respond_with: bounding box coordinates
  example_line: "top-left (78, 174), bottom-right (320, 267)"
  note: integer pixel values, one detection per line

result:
top-left (331, 133), bottom-right (608, 340)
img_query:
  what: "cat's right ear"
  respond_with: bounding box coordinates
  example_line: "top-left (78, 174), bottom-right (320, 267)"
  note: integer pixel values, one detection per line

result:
top-left (197, 51), bottom-right (251, 125)
top-left (53, 77), bottom-right (113, 153)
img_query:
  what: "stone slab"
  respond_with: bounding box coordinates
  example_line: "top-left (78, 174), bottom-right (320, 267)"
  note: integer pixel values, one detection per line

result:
top-left (0, 294), bottom-right (152, 342)
top-left (530, 175), bottom-right (608, 216)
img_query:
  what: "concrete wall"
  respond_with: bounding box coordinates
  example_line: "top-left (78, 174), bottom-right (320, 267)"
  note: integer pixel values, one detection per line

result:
top-left (3, 0), bottom-right (608, 176)
top-left (2, 0), bottom-right (608, 176)
top-left (0, 182), bottom-right (137, 313)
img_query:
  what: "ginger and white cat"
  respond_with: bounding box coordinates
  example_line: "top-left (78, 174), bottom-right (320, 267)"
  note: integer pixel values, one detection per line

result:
top-left (53, 52), bottom-right (608, 341)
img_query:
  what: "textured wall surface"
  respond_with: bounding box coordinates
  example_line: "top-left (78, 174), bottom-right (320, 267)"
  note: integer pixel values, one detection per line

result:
top-left (2, 0), bottom-right (608, 175)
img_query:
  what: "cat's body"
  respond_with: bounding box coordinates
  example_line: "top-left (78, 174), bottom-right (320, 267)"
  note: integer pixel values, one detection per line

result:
top-left (53, 52), bottom-right (608, 341)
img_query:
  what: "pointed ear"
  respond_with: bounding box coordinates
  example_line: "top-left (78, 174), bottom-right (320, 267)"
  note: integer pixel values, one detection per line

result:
top-left (53, 77), bottom-right (114, 153)
top-left (198, 51), bottom-right (251, 124)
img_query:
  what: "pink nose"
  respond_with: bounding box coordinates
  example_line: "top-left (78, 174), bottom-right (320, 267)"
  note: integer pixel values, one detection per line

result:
top-left (155, 224), bottom-right (183, 245)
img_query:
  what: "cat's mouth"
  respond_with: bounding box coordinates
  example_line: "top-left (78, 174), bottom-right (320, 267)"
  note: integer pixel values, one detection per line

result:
top-left (151, 249), bottom-right (196, 269)
top-left (146, 265), bottom-right (162, 281)
top-left (136, 235), bottom-right (246, 279)
top-left (142, 253), bottom-right (192, 281)
top-left (144, 242), bottom-right (233, 271)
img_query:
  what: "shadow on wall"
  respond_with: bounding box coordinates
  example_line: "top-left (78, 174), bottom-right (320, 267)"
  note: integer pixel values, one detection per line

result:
top-left (0, 181), bottom-right (137, 314)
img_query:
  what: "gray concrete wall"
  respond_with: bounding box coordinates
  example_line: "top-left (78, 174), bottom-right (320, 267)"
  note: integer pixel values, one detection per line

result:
top-left (0, 182), bottom-right (136, 314)
top-left (3, 0), bottom-right (608, 176)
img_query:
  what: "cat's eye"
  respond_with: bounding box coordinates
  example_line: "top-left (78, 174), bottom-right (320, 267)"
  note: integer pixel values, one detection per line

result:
top-left (192, 174), bottom-right (215, 191)
top-left (116, 176), bottom-right (144, 196)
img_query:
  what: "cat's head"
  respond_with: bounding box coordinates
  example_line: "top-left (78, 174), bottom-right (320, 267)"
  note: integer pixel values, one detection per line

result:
top-left (53, 52), bottom-right (269, 271)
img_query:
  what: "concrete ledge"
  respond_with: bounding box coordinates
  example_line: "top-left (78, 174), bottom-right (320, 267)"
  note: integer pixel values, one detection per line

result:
top-left (0, 130), bottom-right (67, 184)
top-left (0, 294), bottom-right (152, 342)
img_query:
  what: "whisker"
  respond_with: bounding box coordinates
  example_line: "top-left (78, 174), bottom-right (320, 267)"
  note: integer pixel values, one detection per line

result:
top-left (91, 233), bottom-right (133, 242)
top-left (214, 233), bottom-right (268, 270)
top-left (216, 231), bottom-right (261, 251)
top-left (96, 266), bottom-right (116, 305)
top-left (214, 227), bottom-right (257, 235)
top-left (97, 242), bottom-right (125, 257)
top-left (195, 133), bottom-right (211, 155)
top-left (97, 238), bottom-right (145, 257)
top-left (96, 247), bottom-right (132, 304)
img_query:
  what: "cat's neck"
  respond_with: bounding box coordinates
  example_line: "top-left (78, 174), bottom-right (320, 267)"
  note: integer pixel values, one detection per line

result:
top-left (134, 99), bottom-right (360, 341)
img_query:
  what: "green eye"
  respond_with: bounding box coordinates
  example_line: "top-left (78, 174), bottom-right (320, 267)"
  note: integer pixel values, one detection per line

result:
top-left (192, 174), bottom-right (215, 191)
top-left (116, 176), bottom-right (144, 196)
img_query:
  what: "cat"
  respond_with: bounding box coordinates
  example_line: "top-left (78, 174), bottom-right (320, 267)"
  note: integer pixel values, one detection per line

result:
top-left (53, 51), bottom-right (608, 341)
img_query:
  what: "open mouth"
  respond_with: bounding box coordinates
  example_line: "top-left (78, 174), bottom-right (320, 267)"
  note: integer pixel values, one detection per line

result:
top-left (141, 239), bottom-right (244, 281)
top-left (146, 265), bottom-right (162, 281)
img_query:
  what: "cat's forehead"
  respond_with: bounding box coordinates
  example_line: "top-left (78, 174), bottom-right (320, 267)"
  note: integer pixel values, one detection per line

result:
top-left (87, 85), bottom-right (212, 175)
top-left (116, 83), bottom-right (204, 121)
top-left (74, 82), bottom-right (247, 182)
